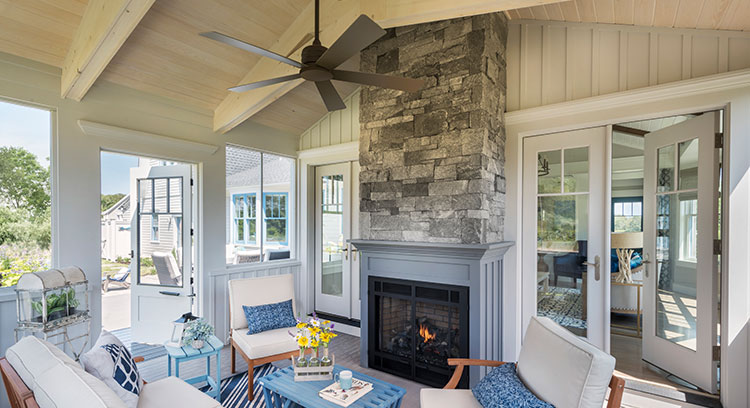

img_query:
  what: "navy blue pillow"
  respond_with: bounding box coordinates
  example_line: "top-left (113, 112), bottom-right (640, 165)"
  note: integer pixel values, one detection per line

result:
top-left (472, 364), bottom-right (554, 408)
top-left (243, 299), bottom-right (297, 335)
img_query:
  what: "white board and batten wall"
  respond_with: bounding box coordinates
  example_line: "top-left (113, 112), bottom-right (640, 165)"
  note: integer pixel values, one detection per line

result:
top-left (507, 20), bottom-right (750, 111)
top-left (299, 89), bottom-right (360, 151)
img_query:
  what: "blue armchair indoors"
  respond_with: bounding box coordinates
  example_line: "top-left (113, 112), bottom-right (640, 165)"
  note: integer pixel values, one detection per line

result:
top-left (553, 240), bottom-right (587, 288)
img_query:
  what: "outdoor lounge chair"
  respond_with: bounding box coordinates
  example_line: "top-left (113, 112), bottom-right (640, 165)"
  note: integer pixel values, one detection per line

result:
top-left (420, 316), bottom-right (625, 408)
top-left (101, 267), bottom-right (130, 293)
top-left (152, 252), bottom-right (182, 286)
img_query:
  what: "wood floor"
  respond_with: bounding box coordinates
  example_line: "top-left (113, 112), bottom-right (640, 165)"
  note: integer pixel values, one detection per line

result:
top-left (135, 331), bottom-right (716, 407)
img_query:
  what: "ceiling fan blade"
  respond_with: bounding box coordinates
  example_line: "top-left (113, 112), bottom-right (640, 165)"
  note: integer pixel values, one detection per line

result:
top-left (315, 15), bottom-right (386, 70)
top-left (229, 74), bottom-right (302, 93)
top-left (200, 31), bottom-right (302, 68)
top-left (315, 80), bottom-right (346, 111)
top-left (332, 70), bottom-right (424, 92)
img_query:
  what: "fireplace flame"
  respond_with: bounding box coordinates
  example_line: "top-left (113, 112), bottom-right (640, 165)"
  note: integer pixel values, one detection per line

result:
top-left (419, 324), bottom-right (436, 343)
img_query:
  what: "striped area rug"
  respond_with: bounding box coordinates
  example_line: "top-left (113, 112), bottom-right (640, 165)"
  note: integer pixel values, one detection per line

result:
top-left (201, 364), bottom-right (278, 408)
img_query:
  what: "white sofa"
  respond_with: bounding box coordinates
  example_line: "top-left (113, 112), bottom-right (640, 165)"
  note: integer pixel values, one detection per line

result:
top-left (1, 336), bottom-right (221, 408)
top-left (420, 317), bottom-right (623, 408)
top-left (228, 274), bottom-right (299, 400)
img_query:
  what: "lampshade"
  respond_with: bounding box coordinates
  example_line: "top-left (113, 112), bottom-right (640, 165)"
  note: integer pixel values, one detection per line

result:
top-left (611, 232), bottom-right (643, 249)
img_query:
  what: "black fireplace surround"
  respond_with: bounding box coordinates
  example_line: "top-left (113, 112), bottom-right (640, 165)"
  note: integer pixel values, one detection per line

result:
top-left (368, 277), bottom-right (469, 388)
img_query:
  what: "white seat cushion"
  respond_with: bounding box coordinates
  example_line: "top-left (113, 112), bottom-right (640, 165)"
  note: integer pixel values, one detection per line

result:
top-left (232, 327), bottom-right (297, 359)
top-left (137, 377), bottom-right (221, 408)
top-left (517, 317), bottom-right (615, 408)
top-left (420, 389), bottom-right (482, 408)
top-left (6, 336), bottom-right (126, 408)
top-left (228, 274), bottom-right (296, 332)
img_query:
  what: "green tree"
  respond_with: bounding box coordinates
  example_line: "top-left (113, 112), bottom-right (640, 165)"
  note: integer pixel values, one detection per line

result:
top-left (101, 193), bottom-right (126, 212)
top-left (0, 147), bottom-right (50, 217)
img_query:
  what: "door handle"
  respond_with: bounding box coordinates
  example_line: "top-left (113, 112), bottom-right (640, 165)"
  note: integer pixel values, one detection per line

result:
top-left (582, 255), bottom-right (601, 281)
top-left (351, 247), bottom-right (358, 261)
top-left (642, 253), bottom-right (651, 278)
top-left (342, 247), bottom-right (348, 260)
top-left (159, 291), bottom-right (180, 296)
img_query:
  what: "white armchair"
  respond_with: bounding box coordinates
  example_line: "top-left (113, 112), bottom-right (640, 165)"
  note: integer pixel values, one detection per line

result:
top-left (227, 274), bottom-right (300, 400)
top-left (420, 317), bottom-right (624, 408)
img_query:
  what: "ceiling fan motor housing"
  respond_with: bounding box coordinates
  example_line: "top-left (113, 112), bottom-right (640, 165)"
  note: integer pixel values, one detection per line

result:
top-left (300, 44), bottom-right (333, 81)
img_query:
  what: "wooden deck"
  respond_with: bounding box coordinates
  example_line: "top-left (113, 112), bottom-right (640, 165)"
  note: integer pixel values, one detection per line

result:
top-left (134, 331), bottom-right (713, 408)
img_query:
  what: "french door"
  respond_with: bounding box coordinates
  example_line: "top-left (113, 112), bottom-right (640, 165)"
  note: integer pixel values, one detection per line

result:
top-left (130, 164), bottom-right (193, 344)
top-left (314, 162), bottom-right (360, 319)
top-left (642, 112), bottom-right (720, 393)
top-left (523, 127), bottom-right (608, 349)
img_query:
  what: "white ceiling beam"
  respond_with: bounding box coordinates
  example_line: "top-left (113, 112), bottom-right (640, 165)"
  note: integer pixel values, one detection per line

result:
top-left (213, 0), bottom-right (567, 134)
top-left (61, 0), bottom-right (155, 101)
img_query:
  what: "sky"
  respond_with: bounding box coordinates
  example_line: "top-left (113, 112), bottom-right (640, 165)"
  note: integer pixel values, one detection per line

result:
top-left (0, 100), bottom-right (51, 167)
top-left (0, 99), bottom-right (139, 196)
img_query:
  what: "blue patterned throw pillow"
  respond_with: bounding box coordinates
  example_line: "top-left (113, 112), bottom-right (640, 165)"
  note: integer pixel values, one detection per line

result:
top-left (472, 363), bottom-right (554, 408)
top-left (243, 299), bottom-right (297, 335)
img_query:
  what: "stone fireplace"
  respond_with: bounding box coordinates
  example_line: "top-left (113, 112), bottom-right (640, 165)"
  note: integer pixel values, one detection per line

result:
top-left (353, 12), bottom-right (511, 387)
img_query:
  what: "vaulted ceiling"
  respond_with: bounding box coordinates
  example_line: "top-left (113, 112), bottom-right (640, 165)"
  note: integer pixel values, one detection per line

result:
top-left (0, 0), bottom-right (747, 137)
top-left (508, 0), bottom-right (750, 31)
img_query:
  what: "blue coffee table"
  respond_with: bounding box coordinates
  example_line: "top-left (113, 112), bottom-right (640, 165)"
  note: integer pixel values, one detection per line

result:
top-left (165, 335), bottom-right (223, 402)
top-left (259, 365), bottom-right (406, 408)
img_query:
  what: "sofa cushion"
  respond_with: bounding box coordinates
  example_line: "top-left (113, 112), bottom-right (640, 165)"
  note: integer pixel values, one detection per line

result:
top-left (5, 336), bottom-right (126, 408)
top-left (243, 299), bottom-right (296, 335)
top-left (420, 389), bottom-right (482, 408)
top-left (232, 327), bottom-right (297, 359)
top-left (228, 274), bottom-right (296, 331)
top-left (517, 317), bottom-right (615, 408)
top-left (472, 363), bottom-right (553, 408)
top-left (80, 330), bottom-right (143, 408)
top-left (137, 377), bottom-right (220, 408)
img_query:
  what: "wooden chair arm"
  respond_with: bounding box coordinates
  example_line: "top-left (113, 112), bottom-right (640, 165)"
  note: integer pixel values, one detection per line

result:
top-left (607, 375), bottom-right (626, 408)
top-left (444, 359), bottom-right (508, 389)
top-left (1, 357), bottom-right (40, 408)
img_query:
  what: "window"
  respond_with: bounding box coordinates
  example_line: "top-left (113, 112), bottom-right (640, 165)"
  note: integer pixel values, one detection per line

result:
top-left (0, 100), bottom-right (52, 288)
top-left (612, 197), bottom-right (643, 233)
top-left (232, 193), bottom-right (256, 244)
top-left (150, 214), bottom-right (159, 242)
top-left (226, 145), bottom-right (294, 265)
top-left (264, 193), bottom-right (287, 244)
top-left (679, 198), bottom-right (698, 262)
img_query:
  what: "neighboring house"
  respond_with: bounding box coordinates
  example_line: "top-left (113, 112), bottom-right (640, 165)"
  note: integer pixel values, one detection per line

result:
top-left (101, 194), bottom-right (131, 261)
top-left (101, 158), bottom-right (181, 262)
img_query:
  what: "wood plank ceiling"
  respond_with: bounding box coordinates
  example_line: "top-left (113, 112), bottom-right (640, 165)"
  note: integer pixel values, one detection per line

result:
top-left (0, 0), bottom-right (748, 136)
top-left (508, 0), bottom-right (750, 31)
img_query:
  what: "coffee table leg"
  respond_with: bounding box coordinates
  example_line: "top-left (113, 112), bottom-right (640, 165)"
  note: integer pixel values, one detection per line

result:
top-left (262, 387), bottom-right (273, 407)
top-left (167, 355), bottom-right (171, 377)
top-left (175, 359), bottom-right (180, 378)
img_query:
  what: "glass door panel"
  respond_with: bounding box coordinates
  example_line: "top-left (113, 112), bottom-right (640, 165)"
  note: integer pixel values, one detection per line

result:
top-left (321, 174), bottom-right (344, 297)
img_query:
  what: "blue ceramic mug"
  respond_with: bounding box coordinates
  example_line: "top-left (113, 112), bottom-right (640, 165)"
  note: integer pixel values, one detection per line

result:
top-left (334, 370), bottom-right (353, 390)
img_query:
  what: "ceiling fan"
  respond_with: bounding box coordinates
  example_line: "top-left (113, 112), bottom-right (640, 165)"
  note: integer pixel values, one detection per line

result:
top-left (200, 0), bottom-right (424, 111)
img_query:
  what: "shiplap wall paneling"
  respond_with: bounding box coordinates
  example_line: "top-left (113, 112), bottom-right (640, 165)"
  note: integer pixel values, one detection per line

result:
top-left (299, 89), bottom-right (360, 151)
top-left (507, 21), bottom-right (750, 111)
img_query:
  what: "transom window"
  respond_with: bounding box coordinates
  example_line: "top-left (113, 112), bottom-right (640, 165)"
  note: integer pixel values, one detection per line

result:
top-left (612, 197), bottom-right (643, 233)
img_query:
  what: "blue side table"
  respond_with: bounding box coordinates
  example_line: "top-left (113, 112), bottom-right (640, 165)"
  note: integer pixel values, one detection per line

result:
top-left (259, 365), bottom-right (406, 408)
top-left (165, 335), bottom-right (223, 402)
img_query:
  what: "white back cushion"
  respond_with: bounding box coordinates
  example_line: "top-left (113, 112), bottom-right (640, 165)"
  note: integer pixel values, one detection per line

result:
top-left (6, 336), bottom-right (126, 408)
top-left (517, 317), bottom-right (615, 408)
top-left (228, 274), bottom-right (296, 331)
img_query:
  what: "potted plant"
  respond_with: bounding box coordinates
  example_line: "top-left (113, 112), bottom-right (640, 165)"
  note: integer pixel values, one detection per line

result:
top-left (31, 290), bottom-right (76, 322)
top-left (182, 319), bottom-right (214, 349)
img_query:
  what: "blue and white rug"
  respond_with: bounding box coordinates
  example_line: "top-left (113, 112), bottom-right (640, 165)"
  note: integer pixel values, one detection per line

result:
top-left (201, 363), bottom-right (278, 408)
top-left (537, 286), bottom-right (587, 330)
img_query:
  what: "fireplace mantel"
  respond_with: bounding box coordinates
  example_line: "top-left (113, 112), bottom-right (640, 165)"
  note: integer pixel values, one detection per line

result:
top-left (350, 239), bottom-right (514, 386)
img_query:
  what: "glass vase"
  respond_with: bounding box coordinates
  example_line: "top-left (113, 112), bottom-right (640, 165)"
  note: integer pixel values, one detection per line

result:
top-left (296, 348), bottom-right (308, 368)
top-left (320, 344), bottom-right (332, 366)
top-left (308, 347), bottom-right (321, 367)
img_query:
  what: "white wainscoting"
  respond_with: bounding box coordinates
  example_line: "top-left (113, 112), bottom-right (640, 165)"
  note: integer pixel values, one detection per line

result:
top-left (299, 89), bottom-right (360, 151)
top-left (507, 20), bottom-right (750, 111)
top-left (209, 261), bottom-right (302, 344)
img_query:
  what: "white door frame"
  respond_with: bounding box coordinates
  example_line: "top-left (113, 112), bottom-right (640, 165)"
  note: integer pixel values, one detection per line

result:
top-left (505, 70), bottom-right (749, 406)
top-left (522, 127), bottom-right (610, 350)
top-left (297, 142), bottom-right (359, 319)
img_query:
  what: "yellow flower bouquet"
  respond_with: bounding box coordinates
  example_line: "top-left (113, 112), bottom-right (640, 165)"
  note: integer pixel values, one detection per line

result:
top-left (289, 312), bottom-right (337, 368)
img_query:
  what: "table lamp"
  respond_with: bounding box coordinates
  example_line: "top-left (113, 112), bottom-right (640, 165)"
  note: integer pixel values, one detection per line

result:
top-left (611, 232), bottom-right (643, 283)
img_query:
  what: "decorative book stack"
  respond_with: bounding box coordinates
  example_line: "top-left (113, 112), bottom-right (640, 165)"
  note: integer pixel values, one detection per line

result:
top-left (318, 378), bottom-right (373, 407)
